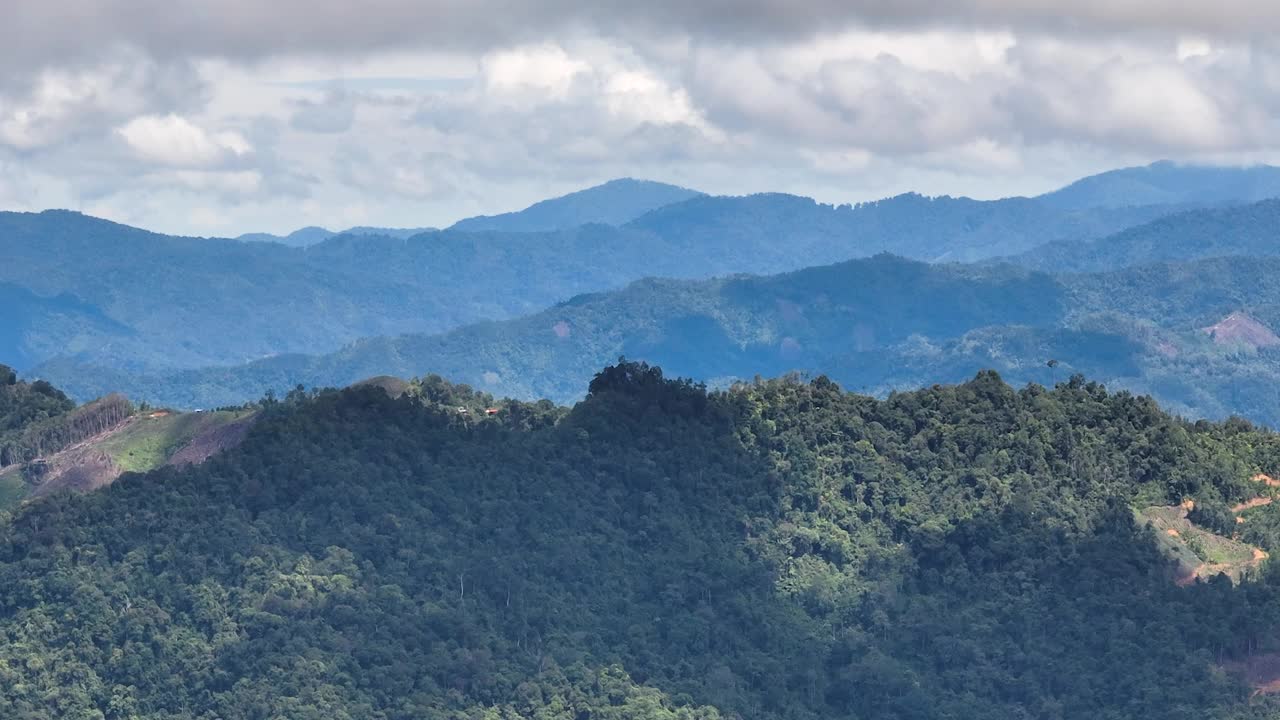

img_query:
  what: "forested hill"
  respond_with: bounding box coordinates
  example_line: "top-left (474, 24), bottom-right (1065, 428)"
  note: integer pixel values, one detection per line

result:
top-left (53, 253), bottom-right (1280, 428)
top-left (1010, 199), bottom-right (1280, 272)
top-left (4, 363), bottom-right (1280, 718)
top-left (624, 191), bottom-right (1171, 263)
top-left (449, 177), bottom-right (705, 232)
top-left (1037, 160), bottom-right (1280, 210)
top-left (236, 225), bottom-right (437, 247)
top-left (0, 192), bottom-right (1172, 375)
top-left (37, 256), bottom-right (1062, 407)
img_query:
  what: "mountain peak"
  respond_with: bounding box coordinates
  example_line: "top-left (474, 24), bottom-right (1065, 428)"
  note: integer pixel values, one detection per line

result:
top-left (448, 178), bottom-right (704, 233)
top-left (1038, 162), bottom-right (1280, 210)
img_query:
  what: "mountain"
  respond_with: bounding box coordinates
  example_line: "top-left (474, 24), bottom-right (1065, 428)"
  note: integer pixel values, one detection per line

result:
top-left (1011, 199), bottom-right (1280, 272)
top-left (0, 191), bottom-right (1174, 375)
top-left (449, 177), bottom-right (704, 232)
top-left (626, 191), bottom-right (1175, 264)
top-left (55, 253), bottom-right (1280, 428)
top-left (236, 225), bottom-right (335, 246)
top-left (237, 225), bottom-right (438, 247)
top-left (32, 256), bottom-right (1064, 407)
top-left (1038, 160), bottom-right (1280, 210)
top-left (0, 211), bottom-right (692, 371)
top-left (0, 282), bottom-right (134, 370)
top-left (2, 364), bottom-right (1280, 717)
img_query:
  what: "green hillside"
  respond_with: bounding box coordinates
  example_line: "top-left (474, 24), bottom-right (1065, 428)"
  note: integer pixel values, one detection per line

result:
top-left (50, 253), bottom-right (1280, 429)
top-left (0, 366), bottom-right (254, 510)
top-left (3, 364), bottom-right (1280, 717)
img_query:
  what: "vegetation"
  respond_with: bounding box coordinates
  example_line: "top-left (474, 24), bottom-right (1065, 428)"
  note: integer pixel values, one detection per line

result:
top-left (448, 177), bottom-right (704, 232)
top-left (0, 184), bottom-right (1176, 376)
top-left (94, 409), bottom-right (254, 474)
top-left (1036, 160), bottom-right (1280, 211)
top-left (50, 253), bottom-right (1280, 431)
top-left (2, 363), bottom-right (1280, 717)
top-left (1011, 198), bottom-right (1280, 272)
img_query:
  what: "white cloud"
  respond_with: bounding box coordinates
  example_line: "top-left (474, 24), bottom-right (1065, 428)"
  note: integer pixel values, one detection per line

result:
top-left (117, 113), bottom-right (252, 167)
top-left (482, 44), bottom-right (588, 101)
top-left (5, 7), bottom-right (1280, 236)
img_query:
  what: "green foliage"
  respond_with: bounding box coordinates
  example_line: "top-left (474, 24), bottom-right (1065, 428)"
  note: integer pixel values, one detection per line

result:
top-left (1, 364), bottom-right (1279, 718)
top-left (52, 252), bottom-right (1280, 434)
top-left (0, 370), bottom-right (76, 466)
top-left (1190, 500), bottom-right (1239, 537)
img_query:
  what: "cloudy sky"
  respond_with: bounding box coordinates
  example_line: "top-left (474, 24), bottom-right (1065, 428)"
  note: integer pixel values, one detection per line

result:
top-left (5, 1), bottom-right (1280, 236)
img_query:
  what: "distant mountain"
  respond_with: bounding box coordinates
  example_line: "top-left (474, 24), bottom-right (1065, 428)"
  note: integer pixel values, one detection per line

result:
top-left (237, 225), bottom-right (436, 246)
top-left (1038, 160), bottom-right (1280, 210)
top-left (29, 256), bottom-right (1066, 406)
top-left (1011, 199), bottom-right (1280, 272)
top-left (449, 178), bottom-right (704, 232)
top-left (1, 194), bottom-right (1175, 375)
top-left (627, 191), bottom-right (1174, 264)
top-left (49, 253), bottom-right (1280, 427)
top-left (0, 283), bottom-right (134, 371)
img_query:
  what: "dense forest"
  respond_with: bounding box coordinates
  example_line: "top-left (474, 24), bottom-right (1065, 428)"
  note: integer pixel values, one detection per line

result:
top-left (0, 365), bottom-right (135, 486)
top-left (0, 364), bottom-right (75, 464)
top-left (52, 253), bottom-right (1280, 430)
top-left (3, 362), bottom-right (1280, 718)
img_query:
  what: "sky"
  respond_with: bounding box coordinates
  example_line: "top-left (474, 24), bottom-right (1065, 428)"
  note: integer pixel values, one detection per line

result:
top-left (5, 1), bottom-right (1280, 236)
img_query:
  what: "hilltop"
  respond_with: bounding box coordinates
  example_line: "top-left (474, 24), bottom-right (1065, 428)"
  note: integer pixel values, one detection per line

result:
top-left (2, 364), bottom-right (1280, 717)
top-left (449, 177), bottom-right (704, 232)
top-left (0, 366), bottom-right (253, 510)
top-left (237, 225), bottom-right (437, 247)
top-left (1038, 160), bottom-right (1280, 210)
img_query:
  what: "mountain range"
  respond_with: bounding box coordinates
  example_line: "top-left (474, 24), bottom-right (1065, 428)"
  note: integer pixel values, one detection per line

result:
top-left (39, 252), bottom-right (1280, 427)
top-left (9, 161), bottom-right (1280, 718)
top-left (3, 162), bottom-right (1256, 377)
top-left (9, 161), bottom-right (1280, 426)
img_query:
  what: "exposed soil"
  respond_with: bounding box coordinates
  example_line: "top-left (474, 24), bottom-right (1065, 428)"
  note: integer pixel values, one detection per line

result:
top-left (1224, 653), bottom-right (1280, 697)
top-left (1233, 497), bottom-right (1274, 513)
top-left (1254, 473), bottom-right (1280, 488)
top-left (167, 413), bottom-right (257, 466)
top-left (17, 410), bottom-right (257, 503)
top-left (1201, 312), bottom-right (1280, 349)
top-left (26, 416), bottom-right (138, 497)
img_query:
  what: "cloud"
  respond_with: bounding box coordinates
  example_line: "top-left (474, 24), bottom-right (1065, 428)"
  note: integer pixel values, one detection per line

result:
top-left (0, 51), bottom-right (205, 152)
top-left (117, 114), bottom-right (252, 167)
top-left (7, 3), bottom-right (1280, 237)
top-left (289, 90), bottom-right (358, 134)
top-left (7, 1), bottom-right (1280, 73)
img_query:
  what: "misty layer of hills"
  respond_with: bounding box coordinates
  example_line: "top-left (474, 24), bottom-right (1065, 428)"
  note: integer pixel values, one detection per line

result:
top-left (7, 161), bottom-right (1280, 428)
